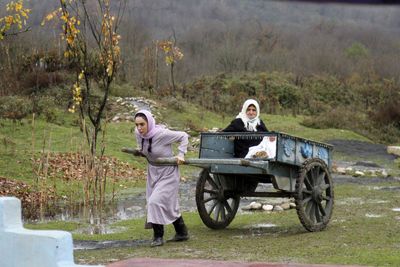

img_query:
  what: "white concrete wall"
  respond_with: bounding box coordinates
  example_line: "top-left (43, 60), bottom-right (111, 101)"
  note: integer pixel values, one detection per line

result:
top-left (0, 197), bottom-right (103, 267)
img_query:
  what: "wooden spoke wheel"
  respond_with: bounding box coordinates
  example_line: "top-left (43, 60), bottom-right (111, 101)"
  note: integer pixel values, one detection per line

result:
top-left (295, 158), bottom-right (334, 232)
top-left (195, 169), bottom-right (240, 229)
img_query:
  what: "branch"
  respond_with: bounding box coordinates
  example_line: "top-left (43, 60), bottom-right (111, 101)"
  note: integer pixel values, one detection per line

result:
top-left (2, 27), bottom-right (31, 37)
top-left (114, 0), bottom-right (127, 32)
top-left (81, 0), bottom-right (101, 45)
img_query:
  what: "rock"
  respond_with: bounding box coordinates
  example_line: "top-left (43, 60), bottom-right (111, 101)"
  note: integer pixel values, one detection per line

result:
top-left (387, 146), bottom-right (400, 157)
top-left (345, 167), bottom-right (353, 172)
top-left (273, 205), bottom-right (284, 212)
top-left (381, 170), bottom-right (389, 177)
top-left (241, 204), bottom-right (252, 211)
top-left (262, 204), bottom-right (273, 211)
top-left (353, 171), bottom-right (365, 177)
top-left (250, 202), bottom-right (262, 210)
top-left (209, 127), bottom-right (219, 133)
top-left (125, 115), bottom-right (135, 122)
top-left (281, 202), bottom-right (291, 210)
top-left (335, 167), bottom-right (347, 174)
top-left (289, 202), bottom-right (296, 209)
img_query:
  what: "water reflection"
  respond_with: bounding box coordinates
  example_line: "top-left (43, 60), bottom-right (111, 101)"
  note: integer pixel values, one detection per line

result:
top-left (25, 193), bottom-right (148, 234)
top-left (24, 180), bottom-right (198, 234)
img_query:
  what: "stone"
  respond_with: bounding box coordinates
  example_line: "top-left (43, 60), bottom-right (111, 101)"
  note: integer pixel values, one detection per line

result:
top-left (335, 167), bottom-right (347, 174)
top-left (273, 205), bottom-right (284, 211)
top-left (281, 202), bottom-right (291, 210)
top-left (353, 171), bottom-right (365, 177)
top-left (387, 146), bottom-right (400, 156)
top-left (241, 204), bottom-right (252, 211)
top-left (250, 202), bottom-right (262, 210)
top-left (262, 204), bottom-right (273, 211)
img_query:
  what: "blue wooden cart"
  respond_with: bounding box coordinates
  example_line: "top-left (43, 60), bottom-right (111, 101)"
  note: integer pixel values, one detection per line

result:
top-left (123, 131), bottom-right (334, 232)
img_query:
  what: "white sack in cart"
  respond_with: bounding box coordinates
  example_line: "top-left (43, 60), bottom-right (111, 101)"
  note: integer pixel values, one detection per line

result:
top-left (245, 136), bottom-right (277, 159)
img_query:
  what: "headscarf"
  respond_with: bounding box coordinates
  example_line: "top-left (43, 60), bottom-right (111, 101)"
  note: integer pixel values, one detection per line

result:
top-left (236, 99), bottom-right (261, 131)
top-left (134, 110), bottom-right (164, 139)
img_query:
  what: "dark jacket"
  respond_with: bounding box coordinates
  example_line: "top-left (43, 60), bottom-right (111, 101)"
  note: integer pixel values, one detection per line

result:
top-left (222, 118), bottom-right (269, 158)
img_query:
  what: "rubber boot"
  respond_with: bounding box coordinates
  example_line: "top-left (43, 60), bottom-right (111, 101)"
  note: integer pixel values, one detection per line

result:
top-left (150, 223), bottom-right (164, 247)
top-left (167, 216), bottom-right (189, 242)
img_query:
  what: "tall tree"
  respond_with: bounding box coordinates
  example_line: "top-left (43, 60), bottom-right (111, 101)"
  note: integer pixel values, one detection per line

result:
top-left (44, 0), bottom-right (126, 156)
top-left (43, 0), bottom-right (127, 204)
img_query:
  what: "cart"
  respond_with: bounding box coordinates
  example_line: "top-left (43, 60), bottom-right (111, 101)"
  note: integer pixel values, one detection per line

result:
top-left (123, 131), bottom-right (334, 232)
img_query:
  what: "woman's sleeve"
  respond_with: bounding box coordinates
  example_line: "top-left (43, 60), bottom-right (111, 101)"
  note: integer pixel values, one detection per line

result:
top-left (135, 133), bottom-right (142, 150)
top-left (223, 119), bottom-right (240, 132)
top-left (161, 129), bottom-right (189, 157)
top-left (259, 120), bottom-right (269, 132)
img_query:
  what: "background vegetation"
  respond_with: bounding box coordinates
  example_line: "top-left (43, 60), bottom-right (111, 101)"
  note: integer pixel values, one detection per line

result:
top-left (1, 0), bottom-right (399, 143)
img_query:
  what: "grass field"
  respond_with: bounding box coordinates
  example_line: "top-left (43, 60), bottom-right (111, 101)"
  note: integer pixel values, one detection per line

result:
top-left (26, 180), bottom-right (400, 266)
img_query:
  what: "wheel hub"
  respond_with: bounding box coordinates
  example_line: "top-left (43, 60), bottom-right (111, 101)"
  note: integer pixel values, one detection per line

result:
top-left (312, 187), bottom-right (323, 202)
top-left (217, 188), bottom-right (225, 201)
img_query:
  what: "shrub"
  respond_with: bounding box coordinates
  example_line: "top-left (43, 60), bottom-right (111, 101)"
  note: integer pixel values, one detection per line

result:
top-left (0, 96), bottom-right (33, 121)
top-left (20, 71), bottom-right (66, 94)
top-left (301, 107), bottom-right (366, 130)
top-left (370, 101), bottom-right (400, 129)
top-left (164, 96), bottom-right (186, 112)
top-left (34, 96), bottom-right (62, 124)
top-left (110, 83), bottom-right (136, 97)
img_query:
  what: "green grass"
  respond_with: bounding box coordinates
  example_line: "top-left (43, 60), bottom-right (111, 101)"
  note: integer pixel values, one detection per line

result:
top-left (26, 181), bottom-right (400, 266)
top-left (263, 114), bottom-right (371, 143)
top-left (0, 102), bottom-right (394, 192)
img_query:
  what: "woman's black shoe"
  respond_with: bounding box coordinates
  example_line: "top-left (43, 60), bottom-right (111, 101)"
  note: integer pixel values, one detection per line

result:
top-left (167, 233), bottom-right (189, 242)
top-left (150, 237), bottom-right (164, 247)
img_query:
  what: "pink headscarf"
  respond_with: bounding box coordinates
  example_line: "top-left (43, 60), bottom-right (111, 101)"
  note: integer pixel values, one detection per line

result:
top-left (134, 110), bottom-right (163, 139)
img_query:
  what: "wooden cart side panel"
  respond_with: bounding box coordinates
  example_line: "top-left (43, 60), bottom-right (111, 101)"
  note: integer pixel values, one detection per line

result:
top-left (277, 133), bottom-right (333, 168)
top-left (199, 134), bottom-right (234, 159)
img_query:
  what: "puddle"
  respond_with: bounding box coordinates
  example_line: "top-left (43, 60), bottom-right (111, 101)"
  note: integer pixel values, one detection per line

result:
top-left (365, 213), bottom-right (382, 218)
top-left (367, 200), bottom-right (388, 204)
top-left (26, 195), bottom-right (147, 224)
top-left (336, 197), bottom-right (364, 205)
top-left (24, 179), bottom-right (198, 235)
top-left (73, 225), bottom-right (127, 235)
top-left (374, 186), bottom-right (400, 191)
top-left (74, 239), bottom-right (149, 250)
top-left (249, 223), bottom-right (277, 228)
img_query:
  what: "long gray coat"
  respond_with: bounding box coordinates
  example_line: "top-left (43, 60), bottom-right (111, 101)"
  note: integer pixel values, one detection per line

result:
top-left (136, 128), bottom-right (189, 225)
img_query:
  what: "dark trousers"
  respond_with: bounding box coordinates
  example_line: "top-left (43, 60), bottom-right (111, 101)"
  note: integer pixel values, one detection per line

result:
top-left (152, 216), bottom-right (188, 238)
top-left (152, 223), bottom-right (164, 238)
top-left (172, 216), bottom-right (188, 236)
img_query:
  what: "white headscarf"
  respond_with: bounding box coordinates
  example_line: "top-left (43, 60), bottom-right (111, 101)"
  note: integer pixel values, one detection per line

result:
top-left (236, 99), bottom-right (261, 131)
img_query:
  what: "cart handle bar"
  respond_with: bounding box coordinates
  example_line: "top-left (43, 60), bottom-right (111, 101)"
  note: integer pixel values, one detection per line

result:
top-left (121, 147), bottom-right (268, 170)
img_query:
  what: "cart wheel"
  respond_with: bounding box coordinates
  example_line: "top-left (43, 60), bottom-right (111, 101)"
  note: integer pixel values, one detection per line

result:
top-left (295, 158), bottom-right (334, 232)
top-left (196, 169), bottom-right (240, 229)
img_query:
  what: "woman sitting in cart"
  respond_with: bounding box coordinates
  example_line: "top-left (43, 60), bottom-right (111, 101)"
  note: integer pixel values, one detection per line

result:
top-left (223, 99), bottom-right (269, 158)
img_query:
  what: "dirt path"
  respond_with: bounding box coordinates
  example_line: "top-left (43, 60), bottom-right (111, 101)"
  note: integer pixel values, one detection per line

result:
top-left (326, 139), bottom-right (397, 161)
